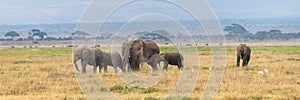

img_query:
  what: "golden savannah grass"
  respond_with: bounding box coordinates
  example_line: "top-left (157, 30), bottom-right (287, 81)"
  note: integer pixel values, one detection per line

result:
top-left (0, 46), bottom-right (299, 99)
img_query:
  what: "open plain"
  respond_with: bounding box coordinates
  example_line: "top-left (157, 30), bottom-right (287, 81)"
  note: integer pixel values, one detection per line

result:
top-left (0, 42), bottom-right (299, 100)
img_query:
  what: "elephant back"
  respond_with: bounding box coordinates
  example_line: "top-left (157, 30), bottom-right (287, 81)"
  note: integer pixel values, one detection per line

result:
top-left (160, 52), bottom-right (183, 65)
top-left (143, 40), bottom-right (160, 60)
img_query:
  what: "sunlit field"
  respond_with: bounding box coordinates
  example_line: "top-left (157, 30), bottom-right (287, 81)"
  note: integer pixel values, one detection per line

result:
top-left (0, 45), bottom-right (299, 99)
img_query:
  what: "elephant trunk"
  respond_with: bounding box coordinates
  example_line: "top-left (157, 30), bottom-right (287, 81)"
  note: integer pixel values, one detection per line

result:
top-left (129, 55), bottom-right (140, 71)
top-left (74, 60), bottom-right (80, 72)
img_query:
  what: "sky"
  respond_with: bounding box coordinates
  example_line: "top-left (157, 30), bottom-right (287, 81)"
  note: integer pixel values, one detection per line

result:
top-left (0, 0), bottom-right (299, 25)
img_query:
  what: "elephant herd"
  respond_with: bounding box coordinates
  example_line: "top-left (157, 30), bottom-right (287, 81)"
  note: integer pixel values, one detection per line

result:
top-left (73, 47), bottom-right (125, 73)
top-left (73, 38), bottom-right (184, 73)
top-left (73, 38), bottom-right (251, 74)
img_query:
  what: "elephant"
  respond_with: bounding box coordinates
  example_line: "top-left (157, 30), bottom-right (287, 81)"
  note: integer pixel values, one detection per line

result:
top-left (236, 44), bottom-right (251, 67)
top-left (160, 52), bottom-right (184, 71)
top-left (99, 51), bottom-right (125, 73)
top-left (122, 38), bottom-right (160, 71)
top-left (121, 41), bottom-right (133, 72)
top-left (147, 54), bottom-right (165, 71)
top-left (73, 46), bottom-right (103, 73)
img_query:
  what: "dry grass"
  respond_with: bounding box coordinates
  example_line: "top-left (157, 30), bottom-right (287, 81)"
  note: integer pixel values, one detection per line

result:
top-left (0, 46), bottom-right (299, 99)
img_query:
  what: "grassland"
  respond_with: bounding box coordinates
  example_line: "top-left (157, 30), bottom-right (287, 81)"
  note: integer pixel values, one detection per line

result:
top-left (0, 45), bottom-right (299, 99)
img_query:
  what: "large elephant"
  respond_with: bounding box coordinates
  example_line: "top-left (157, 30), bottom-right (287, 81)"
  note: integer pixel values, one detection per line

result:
top-left (99, 51), bottom-right (125, 73)
top-left (236, 44), bottom-right (251, 67)
top-left (160, 52), bottom-right (184, 71)
top-left (73, 47), bottom-right (103, 73)
top-left (122, 39), bottom-right (160, 71)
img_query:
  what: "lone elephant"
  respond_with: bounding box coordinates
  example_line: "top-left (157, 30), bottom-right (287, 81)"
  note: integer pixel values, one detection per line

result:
top-left (99, 51), bottom-right (125, 73)
top-left (160, 52), bottom-right (184, 71)
top-left (236, 44), bottom-right (251, 67)
top-left (122, 38), bottom-right (160, 71)
top-left (73, 46), bottom-right (103, 73)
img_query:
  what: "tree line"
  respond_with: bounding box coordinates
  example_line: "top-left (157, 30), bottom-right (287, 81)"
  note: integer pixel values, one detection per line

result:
top-left (2, 24), bottom-right (300, 42)
top-left (223, 23), bottom-right (300, 41)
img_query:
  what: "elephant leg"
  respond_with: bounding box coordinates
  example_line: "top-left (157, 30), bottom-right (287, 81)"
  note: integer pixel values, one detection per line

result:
top-left (136, 61), bottom-right (141, 71)
top-left (246, 55), bottom-right (251, 66)
top-left (153, 64), bottom-right (158, 71)
top-left (178, 62), bottom-right (184, 70)
top-left (114, 66), bottom-right (118, 73)
top-left (104, 65), bottom-right (108, 73)
top-left (163, 61), bottom-right (169, 71)
top-left (236, 54), bottom-right (241, 67)
top-left (93, 64), bottom-right (97, 73)
top-left (81, 60), bottom-right (87, 73)
top-left (242, 57), bottom-right (247, 67)
top-left (150, 62), bottom-right (157, 72)
top-left (118, 65), bottom-right (125, 73)
top-left (127, 65), bottom-right (132, 72)
top-left (99, 65), bottom-right (102, 73)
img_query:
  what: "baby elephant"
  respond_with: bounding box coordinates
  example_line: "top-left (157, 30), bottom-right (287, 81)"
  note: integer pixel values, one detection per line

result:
top-left (147, 54), bottom-right (165, 71)
top-left (148, 52), bottom-right (184, 71)
top-left (99, 51), bottom-right (125, 73)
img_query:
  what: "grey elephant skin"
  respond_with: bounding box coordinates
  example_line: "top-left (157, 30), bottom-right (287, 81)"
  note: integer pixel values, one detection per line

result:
top-left (236, 44), bottom-right (251, 67)
top-left (147, 54), bottom-right (165, 71)
top-left (121, 41), bottom-right (132, 72)
top-left (73, 47), bottom-right (103, 73)
top-left (100, 51), bottom-right (125, 73)
top-left (122, 39), bottom-right (160, 71)
top-left (160, 52), bottom-right (184, 71)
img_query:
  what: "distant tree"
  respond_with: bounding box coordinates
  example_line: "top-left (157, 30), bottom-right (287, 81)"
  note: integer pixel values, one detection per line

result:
top-left (33, 31), bottom-right (47, 40)
top-left (28, 29), bottom-right (47, 42)
top-left (5, 31), bottom-right (20, 40)
top-left (135, 30), bottom-right (170, 41)
top-left (31, 29), bottom-right (40, 33)
top-left (223, 23), bottom-right (252, 41)
top-left (135, 31), bottom-right (150, 37)
top-left (72, 31), bottom-right (90, 39)
top-left (152, 30), bottom-right (170, 37)
top-left (254, 29), bottom-right (284, 40)
top-left (254, 31), bottom-right (270, 40)
top-left (268, 29), bottom-right (282, 40)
